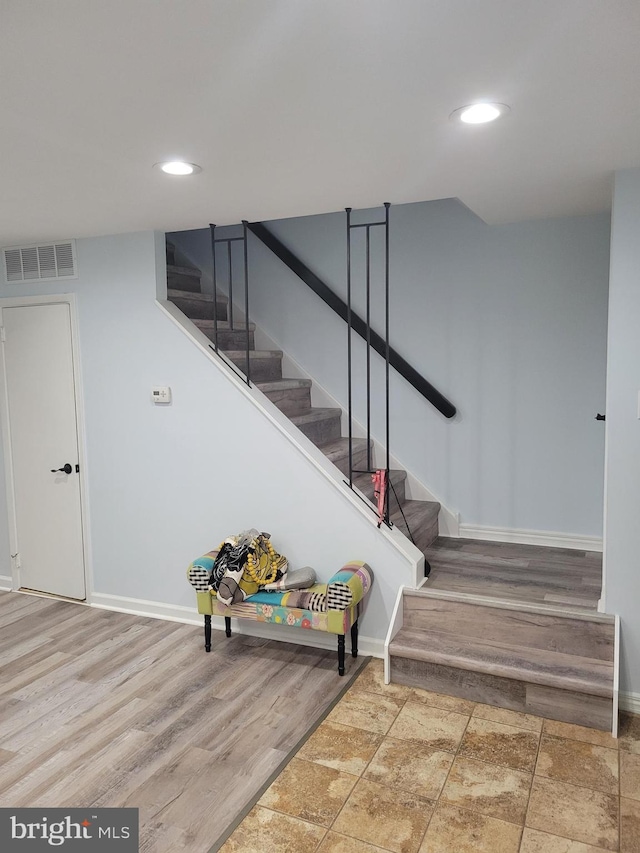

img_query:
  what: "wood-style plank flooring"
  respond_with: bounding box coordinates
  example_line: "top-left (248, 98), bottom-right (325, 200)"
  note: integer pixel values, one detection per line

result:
top-left (424, 537), bottom-right (603, 611)
top-left (0, 591), bottom-right (364, 852)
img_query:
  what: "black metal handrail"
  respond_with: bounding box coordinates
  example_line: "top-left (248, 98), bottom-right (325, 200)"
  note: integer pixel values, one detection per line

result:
top-left (247, 220), bottom-right (456, 419)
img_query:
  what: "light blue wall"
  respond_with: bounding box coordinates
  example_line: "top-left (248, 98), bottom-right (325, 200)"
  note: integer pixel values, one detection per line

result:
top-left (604, 168), bottom-right (640, 695)
top-left (0, 231), bottom-right (413, 642)
top-left (171, 199), bottom-right (610, 536)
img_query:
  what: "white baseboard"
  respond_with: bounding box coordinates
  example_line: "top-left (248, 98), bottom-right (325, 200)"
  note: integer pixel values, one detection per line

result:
top-left (90, 591), bottom-right (384, 658)
top-left (91, 592), bottom-right (201, 624)
top-left (0, 574), bottom-right (13, 591)
top-left (620, 692), bottom-right (640, 715)
top-left (458, 524), bottom-right (603, 553)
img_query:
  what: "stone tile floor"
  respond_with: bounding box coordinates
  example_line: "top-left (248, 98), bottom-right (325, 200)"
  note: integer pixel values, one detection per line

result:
top-left (220, 659), bottom-right (640, 853)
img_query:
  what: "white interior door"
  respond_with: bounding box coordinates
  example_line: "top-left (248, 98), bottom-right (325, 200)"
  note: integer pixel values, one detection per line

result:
top-left (2, 302), bottom-right (86, 599)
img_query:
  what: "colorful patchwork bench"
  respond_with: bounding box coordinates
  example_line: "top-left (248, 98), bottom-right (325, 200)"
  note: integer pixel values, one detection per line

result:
top-left (187, 554), bottom-right (373, 675)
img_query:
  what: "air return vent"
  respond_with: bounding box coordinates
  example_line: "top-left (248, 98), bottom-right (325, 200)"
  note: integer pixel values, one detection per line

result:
top-left (2, 240), bottom-right (77, 283)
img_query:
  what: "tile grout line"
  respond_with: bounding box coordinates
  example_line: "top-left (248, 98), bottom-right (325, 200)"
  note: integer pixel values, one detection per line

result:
top-left (254, 662), bottom-right (408, 853)
top-left (618, 746), bottom-right (621, 852)
top-left (519, 719), bottom-right (544, 852)
top-left (519, 723), bottom-right (622, 851)
top-left (412, 697), bottom-right (477, 851)
top-left (530, 751), bottom-right (620, 795)
top-left (361, 672), bottom-right (483, 851)
top-left (323, 673), bottom-right (410, 851)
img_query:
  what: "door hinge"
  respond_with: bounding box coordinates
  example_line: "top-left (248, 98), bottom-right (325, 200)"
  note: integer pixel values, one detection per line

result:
top-left (13, 553), bottom-right (21, 569)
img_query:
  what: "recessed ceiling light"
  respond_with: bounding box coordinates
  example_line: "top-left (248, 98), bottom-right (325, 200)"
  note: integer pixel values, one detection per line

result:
top-left (450, 103), bottom-right (510, 124)
top-left (154, 161), bottom-right (202, 175)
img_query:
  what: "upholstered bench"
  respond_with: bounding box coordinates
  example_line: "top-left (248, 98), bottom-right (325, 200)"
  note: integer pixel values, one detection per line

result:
top-left (187, 556), bottom-right (373, 675)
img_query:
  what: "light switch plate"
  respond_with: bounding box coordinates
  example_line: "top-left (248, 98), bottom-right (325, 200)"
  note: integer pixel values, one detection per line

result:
top-left (151, 386), bottom-right (172, 404)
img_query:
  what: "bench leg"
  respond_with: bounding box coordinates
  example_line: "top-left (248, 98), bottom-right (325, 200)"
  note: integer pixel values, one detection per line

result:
top-left (337, 634), bottom-right (346, 676)
top-left (351, 620), bottom-right (359, 658)
top-left (204, 615), bottom-right (212, 652)
top-left (225, 616), bottom-right (232, 638)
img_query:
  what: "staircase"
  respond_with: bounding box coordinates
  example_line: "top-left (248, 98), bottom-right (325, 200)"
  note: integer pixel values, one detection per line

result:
top-left (165, 248), bottom-right (441, 555)
top-left (165, 239), bottom-right (617, 733)
top-left (388, 588), bottom-right (616, 732)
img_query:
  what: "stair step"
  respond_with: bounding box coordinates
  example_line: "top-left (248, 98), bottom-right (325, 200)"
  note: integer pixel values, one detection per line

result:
top-left (167, 264), bottom-right (202, 293)
top-left (351, 469), bottom-right (408, 508)
top-left (389, 589), bottom-right (616, 731)
top-left (225, 350), bottom-right (283, 381)
top-left (389, 626), bottom-right (613, 697)
top-left (193, 319), bottom-right (255, 331)
top-left (423, 537), bottom-right (602, 610)
top-left (318, 437), bottom-right (371, 477)
top-left (402, 588), bottom-right (615, 646)
top-left (256, 378), bottom-right (313, 417)
top-left (168, 288), bottom-right (228, 303)
top-left (193, 319), bottom-right (255, 350)
top-left (390, 499), bottom-right (440, 551)
top-left (168, 289), bottom-right (228, 321)
top-left (290, 407), bottom-right (342, 446)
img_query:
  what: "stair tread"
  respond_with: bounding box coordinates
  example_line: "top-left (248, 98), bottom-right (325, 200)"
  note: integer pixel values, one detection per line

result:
top-left (225, 350), bottom-right (282, 359)
top-left (389, 625), bottom-right (614, 697)
top-left (193, 319), bottom-right (256, 331)
top-left (389, 499), bottom-right (440, 552)
top-left (167, 263), bottom-right (201, 276)
top-left (403, 586), bottom-right (615, 622)
top-left (391, 499), bottom-right (440, 525)
top-left (168, 288), bottom-right (228, 303)
top-left (429, 536), bottom-right (602, 563)
top-left (319, 436), bottom-right (370, 461)
top-left (290, 407), bottom-right (342, 426)
top-left (352, 469), bottom-right (407, 485)
top-left (256, 378), bottom-right (313, 391)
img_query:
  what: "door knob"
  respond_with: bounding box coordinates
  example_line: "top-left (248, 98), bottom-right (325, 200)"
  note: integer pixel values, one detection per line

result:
top-left (51, 463), bottom-right (73, 474)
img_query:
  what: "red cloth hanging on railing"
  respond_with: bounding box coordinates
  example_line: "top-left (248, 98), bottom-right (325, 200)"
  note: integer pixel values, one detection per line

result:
top-left (372, 470), bottom-right (388, 528)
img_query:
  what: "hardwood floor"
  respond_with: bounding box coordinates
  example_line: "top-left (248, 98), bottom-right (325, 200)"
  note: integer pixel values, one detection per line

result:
top-left (0, 591), bottom-right (365, 852)
top-left (424, 537), bottom-right (603, 610)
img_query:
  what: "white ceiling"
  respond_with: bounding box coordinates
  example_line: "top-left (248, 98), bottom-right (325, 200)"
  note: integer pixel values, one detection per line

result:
top-left (1, 0), bottom-right (639, 246)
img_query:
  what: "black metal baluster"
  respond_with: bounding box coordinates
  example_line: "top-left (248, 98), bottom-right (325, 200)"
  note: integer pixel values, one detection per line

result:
top-left (242, 220), bottom-right (251, 385)
top-left (247, 221), bottom-right (456, 419)
top-left (227, 240), bottom-right (234, 330)
top-left (366, 224), bottom-right (372, 472)
top-left (384, 202), bottom-right (391, 525)
top-left (209, 223), bottom-right (219, 353)
top-left (346, 208), bottom-right (353, 488)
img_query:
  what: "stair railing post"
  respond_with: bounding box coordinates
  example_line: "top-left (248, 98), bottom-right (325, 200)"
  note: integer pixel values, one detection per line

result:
top-left (346, 207), bottom-right (353, 488)
top-left (227, 240), bottom-right (234, 330)
top-left (242, 220), bottom-right (251, 385)
top-left (384, 202), bottom-right (391, 525)
top-left (209, 223), bottom-right (219, 353)
top-left (366, 224), bottom-right (372, 472)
